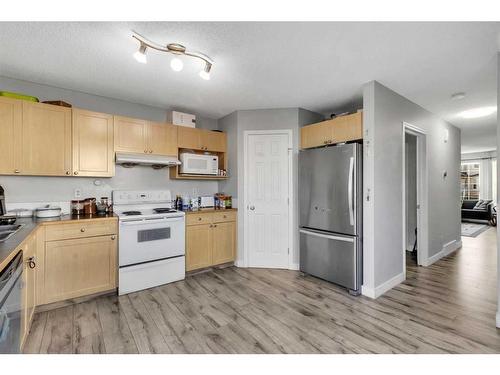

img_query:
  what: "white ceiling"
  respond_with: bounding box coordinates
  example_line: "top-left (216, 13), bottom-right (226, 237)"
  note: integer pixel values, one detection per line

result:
top-left (0, 22), bottom-right (499, 152)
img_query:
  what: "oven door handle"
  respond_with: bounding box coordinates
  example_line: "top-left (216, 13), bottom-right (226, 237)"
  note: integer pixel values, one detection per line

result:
top-left (120, 217), bottom-right (184, 226)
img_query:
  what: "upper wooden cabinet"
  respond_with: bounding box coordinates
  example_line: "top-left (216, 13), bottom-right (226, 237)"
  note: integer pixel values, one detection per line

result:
top-left (114, 116), bottom-right (178, 156)
top-left (300, 111), bottom-right (363, 149)
top-left (114, 116), bottom-right (148, 154)
top-left (72, 109), bottom-right (114, 177)
top-left (0, 97), bottom-right (22, 174)
top-left (21, 102), bottom-right (72, 176)
top-left (178, 126), bottom-right (227, 152)
top-left (147, 121), bottom-right (178, 156)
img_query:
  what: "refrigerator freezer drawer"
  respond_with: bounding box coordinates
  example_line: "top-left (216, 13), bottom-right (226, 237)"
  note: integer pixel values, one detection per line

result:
top-left (299, 228), bottom-right (360, 292)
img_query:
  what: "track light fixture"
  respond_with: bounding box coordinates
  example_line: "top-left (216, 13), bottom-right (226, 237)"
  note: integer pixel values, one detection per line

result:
top-left (132, 31), bottom-right (214, 80)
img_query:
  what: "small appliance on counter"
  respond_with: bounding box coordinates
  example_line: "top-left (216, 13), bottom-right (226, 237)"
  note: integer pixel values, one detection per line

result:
top-left (35, 205), bottom-right (62, 218)
top-left (0, 186), bottom-right (17, 225)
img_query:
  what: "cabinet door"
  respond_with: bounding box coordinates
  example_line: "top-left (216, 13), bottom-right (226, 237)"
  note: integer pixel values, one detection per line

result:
top-left (177, 126), bottom-right (201, 150)
top-left (43, 235), bottom-right (117, 304)
top-left (114, 116), bottom-right (147, 153)
top-left (147, 122), bottom-right (178, 156)
top-left (331, 112), bottom-right (363, 143)
top-left (300, 121), bottom-right (333, 149)
top-left (72, 109), bottom-right (114, 177)
top-left (186, 224), bottom-right (212, 271)
top-left (212, 221), bottom-right (236, 265)
top-left (21, 102), bottom-right (72, 176)
top-left (20, 233), bottom-right (36, 346)
top-left (0, 97), bottom-right (22, 174)
top-left (200, 130), bottom-right (227, 152)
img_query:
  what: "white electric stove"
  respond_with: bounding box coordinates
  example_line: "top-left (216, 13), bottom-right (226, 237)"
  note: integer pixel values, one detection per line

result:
top-left (112, 190), bottom-right (185, 295)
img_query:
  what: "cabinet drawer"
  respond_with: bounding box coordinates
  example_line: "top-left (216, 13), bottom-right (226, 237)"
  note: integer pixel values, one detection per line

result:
top-left (186, 213), bottom-right (213, 226)
top-left (45, 220), bottom-right (117, 241)
top-left (213, 211), bottom-right (237, 223)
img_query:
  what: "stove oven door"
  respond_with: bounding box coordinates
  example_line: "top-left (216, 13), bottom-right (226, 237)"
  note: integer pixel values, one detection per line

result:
top-left (119, 216), bottom-right (185, 267)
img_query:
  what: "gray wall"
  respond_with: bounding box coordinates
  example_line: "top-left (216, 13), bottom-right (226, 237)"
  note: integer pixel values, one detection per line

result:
top-left (363, 81), bottom-right (461, 291)
top-left (405, 133), bottom-right (417, 251)
top-left (0, 76), bottom-right (219, 204)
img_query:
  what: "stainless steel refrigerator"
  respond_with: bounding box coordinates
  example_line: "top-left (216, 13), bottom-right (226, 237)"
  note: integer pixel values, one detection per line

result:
top-left (299, 143), bottom-right (362, 294)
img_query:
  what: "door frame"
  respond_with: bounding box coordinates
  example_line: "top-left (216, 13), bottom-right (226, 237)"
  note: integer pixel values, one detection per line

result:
top-left (402, 122), bottom-right (429, 275)
top-left (243, 129), bottom-right (294, 269)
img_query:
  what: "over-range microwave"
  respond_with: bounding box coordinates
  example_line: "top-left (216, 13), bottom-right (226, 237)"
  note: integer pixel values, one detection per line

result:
top-left (179, 153), bottom-right (218, 175)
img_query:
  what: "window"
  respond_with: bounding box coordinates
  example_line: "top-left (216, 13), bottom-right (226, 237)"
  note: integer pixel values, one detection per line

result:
top-left (461, 162), bottom-right (480, 200)
top-left (492, 159), bottom-right (497, 205)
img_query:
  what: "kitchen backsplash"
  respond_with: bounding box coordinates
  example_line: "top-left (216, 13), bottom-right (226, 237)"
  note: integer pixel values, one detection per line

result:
top-left (0, 165), bottom-right (219, 210)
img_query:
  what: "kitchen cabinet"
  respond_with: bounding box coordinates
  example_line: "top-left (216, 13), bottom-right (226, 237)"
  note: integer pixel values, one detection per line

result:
top-left (185, 210), bottom-right (237, 271)
top-left (147, 121), bottom-right (178, 156)
top-left (178, 126), bottom-right (227, 152)
top-left (186, 223), bottom-right (213, 271)
top-left (114, 116), bottom-right (148, 154)
top-left (21, 101), bottom-right (72, 176)
top-left (212, 221), bottom-right (236, 265)
top-left (114, 116), bottom-right (178, 156)
top-left (20, 231), bottom-right (37, 348)
top-left (72, 108), bottom-right (114, 177)
top-left (300, 111), bottom-right (363, 149)
top-left (0, 97), bottom-right (22, 175)
top-left (41, 234), bottom-right (117, 304)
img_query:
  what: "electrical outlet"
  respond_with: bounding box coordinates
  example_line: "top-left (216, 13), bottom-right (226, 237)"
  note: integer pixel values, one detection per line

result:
top-left (74, 188), bottom-right (82, 198)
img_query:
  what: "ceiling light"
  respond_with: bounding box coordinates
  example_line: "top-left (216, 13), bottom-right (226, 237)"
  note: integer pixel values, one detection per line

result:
top-left (199, 62), bottom-right (211, 80)
top-left (451, 92), bottom-right (466, 100)
top-left (132, 31), bottom-right (214, 79)
top-left (170, 58), bottom-right (184, 72)
top-left (133, 43), bottom-right (147, 64)
top-left (458, 106), bottom-right (497, 119)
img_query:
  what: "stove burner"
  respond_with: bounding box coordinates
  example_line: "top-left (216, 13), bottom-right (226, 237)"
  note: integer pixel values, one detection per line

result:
top-left (122, 211), bottom-right (142, 216)
top-left (153, 208), bottom-right (176, 214)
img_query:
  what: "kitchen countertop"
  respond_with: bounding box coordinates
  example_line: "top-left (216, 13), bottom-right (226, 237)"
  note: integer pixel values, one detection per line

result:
top-left (0, 214), bottom-right (118, 273)
top-left (183, 208), bottom-right (238, 214)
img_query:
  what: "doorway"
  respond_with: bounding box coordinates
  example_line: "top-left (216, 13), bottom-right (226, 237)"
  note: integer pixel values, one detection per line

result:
top-left (402, 122), bottom-right (428, 273)
top-left (243, 130), bottom-right (293, 269)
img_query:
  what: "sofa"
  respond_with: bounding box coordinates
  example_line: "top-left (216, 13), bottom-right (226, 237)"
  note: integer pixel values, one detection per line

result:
top-left (461, 199), bottom-right (495, 223)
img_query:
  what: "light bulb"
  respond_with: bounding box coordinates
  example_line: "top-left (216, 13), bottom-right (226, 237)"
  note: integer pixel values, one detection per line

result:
top-left (199, 70), bottom-right (210, 80)
top-left (170, 58), bottom-right (183, 72)
top-left (133, 44), bottom-right (147, 64)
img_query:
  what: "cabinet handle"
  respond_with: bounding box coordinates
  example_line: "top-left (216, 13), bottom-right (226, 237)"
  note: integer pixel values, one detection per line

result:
top-left (14, 169), bottom-right (20, 173)
top-left (149, 150), bottom-right (153, 153)
top-left (144, 150), bottom-right (148, 153)
top-left (198, 217), bottom-right (202, 221)
top-left (213, 224), bottom-right (217, 228)
top-left (66, 171), bottom-right (70, 175)
top-left (74, 171), bottom-right (79, 175)
top-left (27, 256), bottom-right (36, 269)
top-left (80, 227), bottom-right (86, 232)
top-left (111, 235), bottom-right (116, 240)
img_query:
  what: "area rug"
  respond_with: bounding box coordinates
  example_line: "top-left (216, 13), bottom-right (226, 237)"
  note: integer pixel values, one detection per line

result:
top-left (461, 222), bottom-right (490, 237)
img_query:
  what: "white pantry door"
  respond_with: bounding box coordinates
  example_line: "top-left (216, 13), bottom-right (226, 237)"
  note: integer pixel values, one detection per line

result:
top-left (245, 131), bottom-right (291, 268)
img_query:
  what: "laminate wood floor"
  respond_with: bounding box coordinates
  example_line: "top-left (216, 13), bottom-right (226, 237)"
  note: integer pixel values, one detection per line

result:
top-left (24, 228), bottom-right (500, 354)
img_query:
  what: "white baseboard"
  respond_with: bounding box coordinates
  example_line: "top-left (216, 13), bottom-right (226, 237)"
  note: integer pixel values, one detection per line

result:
top-left (289, 263), bottom-right (300, 271)
top-left (234, 260), bottom-right (245, 268)
top-left (497, 311), bottom-right (500, 328)
top-left (422, 239), bottom-right (462, 266)
top-left (361, 272), bottom-right (405, 299)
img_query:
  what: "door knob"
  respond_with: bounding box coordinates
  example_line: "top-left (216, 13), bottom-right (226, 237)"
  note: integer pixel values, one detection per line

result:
top-left (149, 150), bottom-right (153, 153)
top-left (249, 205), bottom-right (255, 210)
top-left (66, 171), bottom-right (70, 175)
top-left (80, 228), bottom-right (86, 232)
top-left (14, 169), bottom-right (20, 173)
top-left (74, 171), bottom-right (79, 175)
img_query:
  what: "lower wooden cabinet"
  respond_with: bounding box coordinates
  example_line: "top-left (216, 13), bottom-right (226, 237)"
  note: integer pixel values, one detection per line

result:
top-left (186, 224), bottom-right (213, 271)
top-left (185, 210), bottom-right (237, 272)
top-left (20, 231), bottom-right (37, 347)
top-left (41, 234), bottom-right (117, 304)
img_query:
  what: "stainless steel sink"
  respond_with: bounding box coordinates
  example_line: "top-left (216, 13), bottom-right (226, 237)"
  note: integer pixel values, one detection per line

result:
top-left (0, 224), bottom-right (23, 243)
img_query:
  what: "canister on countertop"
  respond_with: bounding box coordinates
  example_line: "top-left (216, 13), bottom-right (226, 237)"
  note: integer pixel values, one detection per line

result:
top-left (71, 200), bottom-right (84, 216)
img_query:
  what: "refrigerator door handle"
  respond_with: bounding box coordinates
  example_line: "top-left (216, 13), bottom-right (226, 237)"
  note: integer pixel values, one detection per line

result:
top-left (348, 156), bottom-right (354, 226)
top-left (299, 229), bottom-right (354, 243)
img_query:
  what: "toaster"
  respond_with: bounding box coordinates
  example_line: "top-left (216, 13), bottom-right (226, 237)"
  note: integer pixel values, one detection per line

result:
top-left (200, 196), bottom-right (215, 208)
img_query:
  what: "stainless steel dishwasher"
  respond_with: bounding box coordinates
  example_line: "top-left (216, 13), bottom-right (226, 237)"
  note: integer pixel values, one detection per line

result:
top-left (0, 251), bottom-right (23, 354)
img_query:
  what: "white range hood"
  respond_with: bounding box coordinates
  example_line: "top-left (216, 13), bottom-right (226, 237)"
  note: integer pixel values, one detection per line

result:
top-left (115, 152), bottom-right (181, 168)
